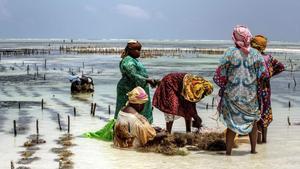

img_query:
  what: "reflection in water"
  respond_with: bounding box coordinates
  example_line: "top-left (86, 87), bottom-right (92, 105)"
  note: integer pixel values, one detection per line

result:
top-left (0, 45), bottom-right (300, 169)
top-left (71, 93), bottom-right (93, 102)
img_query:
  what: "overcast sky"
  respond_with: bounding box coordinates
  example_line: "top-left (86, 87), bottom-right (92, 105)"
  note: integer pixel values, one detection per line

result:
top-left (0, 0), bottom-right (299, 42)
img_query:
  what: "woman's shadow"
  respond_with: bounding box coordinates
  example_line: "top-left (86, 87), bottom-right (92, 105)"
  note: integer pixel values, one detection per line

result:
top-left (195, 150), bottom-right (251, 156)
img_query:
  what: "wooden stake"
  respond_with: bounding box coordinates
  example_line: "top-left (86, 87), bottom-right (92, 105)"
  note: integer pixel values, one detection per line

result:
top-left (11, 161), bottom-right (14, 169)
top-left (68, 115), bottom-right (70, 134)
top-left (44, 59), bottom-right (47, 69)
top-left (90, 103), bottom-right (94, 115)
top-left (43, 74), bottom-right (46, 80)
top-left (289, 101), bottom-right (291, 109)
top-left (57, 114), bottom-right (62, 131)
top-left (206, 103), bottom-right (208, 109)
top-left (93, 103), bottom-right (97, 116)
top-left (73, 107), bottom-right (76, 116)
top-left (212, 97), bottom-right (215, 108)
top-left (108, 105), bottom-right (111, 115)
top-left (36, 119), bottom-right (39, 135)
top-left (18, 102), bottom-right (21, 109)
top-left (288, 116), bottom-right (291, 126)
top-left (41, 99), bottom-right (44, 110)
top-left (27, 65), bottom-right (29, 75)
top-left (13, 120), bottom-right (17, 137)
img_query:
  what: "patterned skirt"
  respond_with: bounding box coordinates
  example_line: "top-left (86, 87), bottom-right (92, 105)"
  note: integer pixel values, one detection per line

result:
top-left (153, 73), bottom-right (197, 119)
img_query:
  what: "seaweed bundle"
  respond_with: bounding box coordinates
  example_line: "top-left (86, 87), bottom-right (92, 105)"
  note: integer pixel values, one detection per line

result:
top-left (137, 131), bottom-right (227, 156)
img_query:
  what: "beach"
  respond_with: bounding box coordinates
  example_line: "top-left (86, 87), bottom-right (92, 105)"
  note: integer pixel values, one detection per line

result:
top-left (0, 40), bottom-right (300, 169)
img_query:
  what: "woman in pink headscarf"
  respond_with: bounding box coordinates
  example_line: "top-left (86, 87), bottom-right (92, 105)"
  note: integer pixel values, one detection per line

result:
top-left (213, 25), bottom-right (267, 155)
top-left (113, 86), bottom-right (157, 148)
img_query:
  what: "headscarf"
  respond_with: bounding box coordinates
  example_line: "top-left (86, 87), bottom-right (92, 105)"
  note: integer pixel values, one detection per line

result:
top-left (181, 74), bottom-right (214, 102)
top-left (127, 86), bottom-right (148, 104)
top-left (121, 40), bottom-right (142, 58)
top-left (250, 35), bottom-right (268, 53)
top-left (232, 25), bottom-right (252, 55)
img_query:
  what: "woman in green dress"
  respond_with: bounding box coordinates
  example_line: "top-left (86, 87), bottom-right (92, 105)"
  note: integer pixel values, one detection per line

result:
top-left (83, 40), bottom-right (156, 141)
top-left (115, 40), bottom-right (156, 123)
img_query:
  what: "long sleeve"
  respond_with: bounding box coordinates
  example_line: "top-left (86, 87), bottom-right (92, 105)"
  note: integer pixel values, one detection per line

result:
top-left (121, 57), bottom-right (148, 87)
top-left (213, 48), bottom-right (231, 89)
top-left (269, 56), bottom-right (285, 77)
top-left (255, 54), bottom-right (268, 80)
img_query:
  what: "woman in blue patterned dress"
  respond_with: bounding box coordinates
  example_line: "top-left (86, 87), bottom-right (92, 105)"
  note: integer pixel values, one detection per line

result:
top-left (214, 25), bottom-right (267, 155)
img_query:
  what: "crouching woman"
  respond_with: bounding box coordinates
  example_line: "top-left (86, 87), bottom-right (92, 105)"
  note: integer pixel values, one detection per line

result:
top-left (114, 86), bottom-right (156, 148)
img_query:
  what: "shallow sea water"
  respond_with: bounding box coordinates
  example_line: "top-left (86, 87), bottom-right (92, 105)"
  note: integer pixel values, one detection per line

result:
top-left (0, 51), bottom-right (300, 169)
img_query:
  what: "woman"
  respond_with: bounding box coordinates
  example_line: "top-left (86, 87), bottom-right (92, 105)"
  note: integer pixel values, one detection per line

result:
top-left (83, 41), bottom-right (156, 141)
top-left (214, 25), bottom-right (267, 155)
top-left (114, 86), bottom-right (156, 148)
top-left (153, 72), bottom-right (213, 133)
top-left (250, 35), bottom-right (285, 144)
top-left (115, 40), bottom-right (156, 123)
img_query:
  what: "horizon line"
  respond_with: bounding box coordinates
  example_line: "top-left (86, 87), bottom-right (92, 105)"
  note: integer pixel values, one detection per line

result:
top-left (0, 38), bottom-right (299, 44)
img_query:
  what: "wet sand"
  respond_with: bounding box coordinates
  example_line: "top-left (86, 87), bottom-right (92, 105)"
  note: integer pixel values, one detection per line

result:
top-left (0, 51), bottom-right (300, 169)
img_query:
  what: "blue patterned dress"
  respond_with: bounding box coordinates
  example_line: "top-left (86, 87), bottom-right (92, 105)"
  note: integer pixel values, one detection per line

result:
top-left (216, 47), bottom-right (267, 135)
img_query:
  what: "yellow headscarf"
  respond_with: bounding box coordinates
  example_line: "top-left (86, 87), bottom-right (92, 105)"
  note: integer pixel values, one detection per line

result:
top-left (181, 74), bottom-right (213, 102)
top-left (127, 86), bottom-right (148, 104)
top-left (250, 35), bottom-right (268, 53)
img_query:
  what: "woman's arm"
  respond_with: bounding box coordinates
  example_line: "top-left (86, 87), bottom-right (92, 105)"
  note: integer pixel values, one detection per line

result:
top-left (122, 59), bottom-right (148, 87)
top-left (269, 55), bottom-right (285, 77)
top-left (213, 48), bottom-right (231, 88)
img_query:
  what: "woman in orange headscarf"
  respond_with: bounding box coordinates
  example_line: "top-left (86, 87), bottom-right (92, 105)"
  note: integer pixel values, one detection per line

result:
top-left (251, 35), bottom-right (285, 144)
top-left (153, 72), bottom-right (213, 133)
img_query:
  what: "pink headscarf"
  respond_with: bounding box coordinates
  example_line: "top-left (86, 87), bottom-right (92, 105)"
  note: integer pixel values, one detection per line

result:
top-left (127, 86), bottom-right (148, 104)
top-left (232, 25), bottom-right (252, 55)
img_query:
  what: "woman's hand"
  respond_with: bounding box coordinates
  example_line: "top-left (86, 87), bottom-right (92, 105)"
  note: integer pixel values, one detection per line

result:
top-left (153, 79), bottom-right (161, 87)
top-left (146, 79), bottom-right (155, 88)
top-left (146, 79), bottom-right (160, 88)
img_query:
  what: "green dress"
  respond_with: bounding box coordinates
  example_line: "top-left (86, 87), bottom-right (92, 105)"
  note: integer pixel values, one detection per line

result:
top-left (115, 55), bottom-right (153, 123)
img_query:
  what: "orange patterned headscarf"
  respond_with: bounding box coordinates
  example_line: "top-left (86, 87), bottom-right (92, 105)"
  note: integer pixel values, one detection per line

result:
top-left (181, 74), bottom-right (213, 102)
top-left (127, 86), bottom-right (148, 104)
top-left (250, 35), bottom-right (268, 53)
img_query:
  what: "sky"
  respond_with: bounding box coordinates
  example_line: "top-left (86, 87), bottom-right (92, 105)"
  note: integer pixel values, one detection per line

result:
top-left (0, 0), bottom-right (299, 42)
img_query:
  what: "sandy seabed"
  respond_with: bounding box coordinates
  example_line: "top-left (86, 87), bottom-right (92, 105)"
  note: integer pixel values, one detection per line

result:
top-left (0, 52), bottom-right (300, 169)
